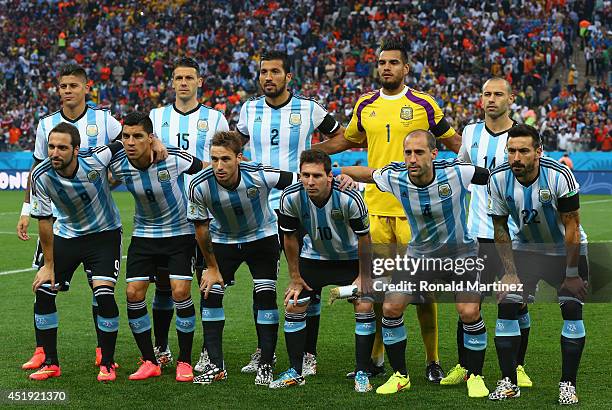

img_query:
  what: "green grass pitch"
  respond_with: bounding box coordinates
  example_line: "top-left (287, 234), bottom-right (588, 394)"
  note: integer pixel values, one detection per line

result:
top-left (0, 190), bottom-right (611, 409)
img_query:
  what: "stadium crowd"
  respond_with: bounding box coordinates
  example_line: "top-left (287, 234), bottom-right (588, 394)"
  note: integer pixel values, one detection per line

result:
top-left (0, 0), bottom-right (610, 152)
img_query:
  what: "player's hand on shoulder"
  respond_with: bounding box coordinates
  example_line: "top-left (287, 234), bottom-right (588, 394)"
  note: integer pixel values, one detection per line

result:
top-left (335, 174), bottom-right (358, 191)
top-left (150, 134), bottom-right (168, 163)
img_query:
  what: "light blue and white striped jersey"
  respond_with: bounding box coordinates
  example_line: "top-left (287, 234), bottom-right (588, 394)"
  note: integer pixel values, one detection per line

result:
top-left (187, 162), bottom-right (295, 244)
top-left (237, 93), bottom-right (339, 209)
top-left (279, 180), bottom-right (370, 260)
top-left (30, 144), bottom-right (122, 238)
top-left (373, 160), bottom-right (487, 258)
top-left (149, 103), bottom-right (229, 164)
top-left (488, 156), bottom-right (588, 256)
top-left (109, 146), bottom-right (202, 238)
top-left (458, 121), bottom-right (517, 239)
top-left (34, 107), bottom-right (122, 161)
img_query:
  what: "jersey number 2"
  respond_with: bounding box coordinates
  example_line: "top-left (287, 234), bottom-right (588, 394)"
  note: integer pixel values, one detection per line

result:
top-left (271, 129), bottom-right (279, 146)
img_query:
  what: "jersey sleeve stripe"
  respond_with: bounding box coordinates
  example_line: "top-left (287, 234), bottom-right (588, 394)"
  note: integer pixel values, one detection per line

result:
top-left (405, 88), bottom-right (436, 129)
top-left (541, 160), bottom-right (577, 191)
top-left (356, 91), bottom-right (380, 132)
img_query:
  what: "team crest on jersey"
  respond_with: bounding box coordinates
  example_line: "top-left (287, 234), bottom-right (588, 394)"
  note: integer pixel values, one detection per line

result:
top-left (197, 120), bottom-right (209, 132)
top-left (86, 124), bottom-right (99, 137)
top-left (157, 170), bottom-right (171, 182)
top-left (289, 113), bottom-right (302, 126)
top-left (362, 215), bottom-right (370, 228)
top-left (87, 170), bottom-right (100, 182)
top-left (331, 209), bottom-right (344, 221)
top-left (539, 189), bottom-right (552, 204)
top-left (400, 106), bottom-right (413, 120)
top-left (438, 183), bottom-right (452, 198)
top-left (247, 187), bottom-right (259, 199)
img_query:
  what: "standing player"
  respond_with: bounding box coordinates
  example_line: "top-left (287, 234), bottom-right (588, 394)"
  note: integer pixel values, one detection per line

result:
top-left (28, 122), bottom-right (123, 382)
top-left (237, 51), bottom-right (344, 376)
top-left (17, 64), bottom-right (122, 370)
top-left (271, 149), bottom-right (375, 392)
top-left (487, 125), bottom-right (588, 405)
top-left (316, 38), bottom-right (461, 382)
top-left (442, 77), bottom-right (533, 387)
top-left (149, 57), bottom-right (229, 370)
top-left (340, 130), bottom-right (491, 398)
top-left (187, 131), bottom-right (297, 386)
top-left (109, 112), bottom-right (205, 382)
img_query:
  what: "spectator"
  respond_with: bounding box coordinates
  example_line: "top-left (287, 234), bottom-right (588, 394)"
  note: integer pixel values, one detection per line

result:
top-left (558, 153), bottom-right (574, 170)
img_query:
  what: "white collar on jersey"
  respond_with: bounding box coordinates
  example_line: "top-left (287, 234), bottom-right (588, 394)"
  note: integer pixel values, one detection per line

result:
top-left (379, 85), bottom-right (408, 100)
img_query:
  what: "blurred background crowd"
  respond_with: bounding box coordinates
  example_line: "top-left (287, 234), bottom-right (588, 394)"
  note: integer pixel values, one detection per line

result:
top-left (0, 0), bottom-right (610, 152)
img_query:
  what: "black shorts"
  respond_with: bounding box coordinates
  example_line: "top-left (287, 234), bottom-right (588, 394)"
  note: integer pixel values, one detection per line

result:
top-left (514, 251), bottom-right (589, 302)
top-left (54, 228), bottom-right (122, 291)
top-left (300, 258), bottom-right (359, 289)
top-left (126, 235), bottom-right (195, 282)
top-left (212, 235), bottom-right (280, 285)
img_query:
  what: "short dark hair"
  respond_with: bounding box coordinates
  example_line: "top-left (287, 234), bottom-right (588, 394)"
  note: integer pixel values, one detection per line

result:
top-left (123, 111), bottom-right (153, 134)
top-left (405, 129), bottom-right (437, 151)
top-left (260, 51), bottom-right (291, 73)
top-left (379, 38), bottom-right (409, 63)
top-left (59, 63), bottom-right (88, 82)
top-left (49, 122), bottom-right (80, 147)
top-left (173, 57), bottom-right (200, 76)
top-left (508, 124), bottom-right (542, 148)
top-left (300, 149), bottom-right (332, 174)
top-left (211, 131), bottom-right (243, 155)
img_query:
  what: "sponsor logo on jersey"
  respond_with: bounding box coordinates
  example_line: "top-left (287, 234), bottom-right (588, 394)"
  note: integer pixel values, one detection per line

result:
top-left (254, 116), bottom-right (262, 122)
top-left (438, 183), bottom-right (452, 198)
top-left (197, 119), bottom-right (209, 132)
top-left (157, 169), bottom-right (171, 182)
top-left (539, 189), bottom-right (552, 203)
top-left (369, 111), bottom-right (376, 117)
top-left (246, 187), bottom-right (259, 199)
top-left (32, 198), bottom-right (39, 212)
top-left (506, 196), bottom-right (514, 202)
top-left (87, 170), bottom-right (100, 182)
top-left (289, 113), bottom-right (302, 126)
top-left (331, 209), bottom-right (344, 221)
top-left (471, 142), bottom-right (479, 148)
top-left (162, 122), bottom-right (169, 127)
top-left (86, 124), bottom-right (99, 137)
top-left (400, 106), bottom-right (413, 120)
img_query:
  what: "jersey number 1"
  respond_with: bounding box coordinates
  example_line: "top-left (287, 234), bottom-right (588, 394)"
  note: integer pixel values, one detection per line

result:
top-left (385, 124), bottom-right (390, 143)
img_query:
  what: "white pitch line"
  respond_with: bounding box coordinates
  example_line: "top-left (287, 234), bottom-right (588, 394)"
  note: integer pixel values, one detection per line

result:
top-left (0, 255), bottom-right (128, 277)
top-left (0, 267), bottom-right (36, 275)
top-left (582, 198), bottom-right (612, 205)
top-left (0, 211), bottom-right (18, 216)
top-left (0, 231), bottom-right (37, 236)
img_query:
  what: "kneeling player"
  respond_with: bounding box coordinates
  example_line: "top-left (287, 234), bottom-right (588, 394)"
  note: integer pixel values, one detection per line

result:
top-left (269, 149), bottom-right (375, 392)
top-left (188, 131), bottom-right (297, 386)
top-left (109, 112), bottom-right (204, 381)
